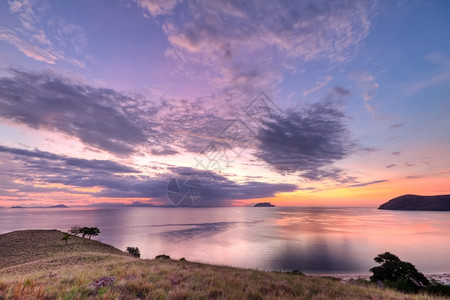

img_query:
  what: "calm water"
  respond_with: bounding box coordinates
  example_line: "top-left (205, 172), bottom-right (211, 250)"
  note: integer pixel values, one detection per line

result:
top-left (1, 207), bottom-right (449, 274)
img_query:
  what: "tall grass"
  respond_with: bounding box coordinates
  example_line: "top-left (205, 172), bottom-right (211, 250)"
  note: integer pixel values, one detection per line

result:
top-left (0, 258), bottom-right (446, 299)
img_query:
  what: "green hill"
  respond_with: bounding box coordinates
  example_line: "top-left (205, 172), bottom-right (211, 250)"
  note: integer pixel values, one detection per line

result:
top-left (0, 230), bottom-right (445, 299)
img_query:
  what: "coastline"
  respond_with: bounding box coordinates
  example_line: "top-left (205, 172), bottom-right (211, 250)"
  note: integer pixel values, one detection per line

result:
top-left (310, 273), bottom-right (450, 286)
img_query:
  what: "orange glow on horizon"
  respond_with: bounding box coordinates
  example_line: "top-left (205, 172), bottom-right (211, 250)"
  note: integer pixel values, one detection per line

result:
top-left (265, 176), bottom-right (450, 207)
top-left (2, 175), bottom-right (449, 208)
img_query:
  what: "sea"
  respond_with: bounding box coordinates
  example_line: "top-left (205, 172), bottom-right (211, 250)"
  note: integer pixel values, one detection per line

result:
top-left (1, 206), bottom-right (449, 275)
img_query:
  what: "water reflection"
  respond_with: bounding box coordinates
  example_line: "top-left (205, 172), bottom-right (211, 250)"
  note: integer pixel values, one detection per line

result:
top-left (159, 222), bottom-right (245, 241)
top-left (0, 207), bottom-right (449, 274)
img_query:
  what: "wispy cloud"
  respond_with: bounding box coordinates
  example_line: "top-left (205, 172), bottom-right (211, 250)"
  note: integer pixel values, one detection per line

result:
top-left (389, 123), bottom-right (403, 129)
top-left (0, 0), bottom-right (87, 67)
top-left (406, 71), bottom-right (450, 94)
top-left (352, 72), bottom-right (379, 116)
top-left (139, 0), bottom-right (376, 95)
top-left (0, 28), bottom-right (58, 64)
top-left (303, 76), bottom-right (333, 96)
top-left (425, 51), bottom-right (450, 66)
top-left (348, 179), bottom-right (388, 188)
top-left (8, 0), bottom-right (51, 45)
top-left (134, 0), bottom-right (180, 17)
top-left (54, 19), bottom-right (88, 55)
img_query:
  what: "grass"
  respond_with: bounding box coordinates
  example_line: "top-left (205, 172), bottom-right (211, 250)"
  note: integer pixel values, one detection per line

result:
top-left (0, 230), bottom-right (447, 299)
top-left (0, 230), bottom-right (126, 270)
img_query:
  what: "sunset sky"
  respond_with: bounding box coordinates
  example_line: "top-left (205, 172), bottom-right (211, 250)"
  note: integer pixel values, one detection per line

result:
top-left (0, 0), bottom-right (449, 207)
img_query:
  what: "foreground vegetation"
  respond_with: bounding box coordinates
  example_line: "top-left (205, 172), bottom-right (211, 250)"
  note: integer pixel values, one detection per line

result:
top-left (369, 252), bottom-right (450, 295)
top-left (0, 230), bottom-right (447, 299)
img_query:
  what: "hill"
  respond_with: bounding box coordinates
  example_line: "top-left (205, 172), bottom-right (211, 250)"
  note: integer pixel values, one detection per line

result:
top-left (379, 194), bottom-right (450, 211)
top-left (0, 230), bottom-right (445, 299)
top-left (0, 230), bottom-right (127, 270)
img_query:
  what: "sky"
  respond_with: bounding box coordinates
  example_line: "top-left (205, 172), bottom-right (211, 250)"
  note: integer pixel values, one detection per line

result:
top-left (0, 0), bottom-right (449, 207)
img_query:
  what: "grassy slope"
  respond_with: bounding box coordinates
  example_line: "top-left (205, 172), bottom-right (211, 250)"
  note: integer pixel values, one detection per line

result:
top-left (0, 230), bottom-right (445, 300)
top-left (0, 230), bottom-right (127, 270)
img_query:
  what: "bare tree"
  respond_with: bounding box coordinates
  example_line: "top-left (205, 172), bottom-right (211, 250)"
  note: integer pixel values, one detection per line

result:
top-left (68, 225), bottom-right (82, 236)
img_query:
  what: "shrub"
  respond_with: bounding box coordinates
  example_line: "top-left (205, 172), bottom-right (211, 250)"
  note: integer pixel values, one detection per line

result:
top-left (426, 279), bottom-right (450, 296)
top-left (126, 247), bottom-right (141, 258)
top-left (155, 254), bottom-right (170, 259)
top-left (61, 233), bottom-right (70, 245)
top-left (286, 270), bottom-right (304, 276)
top-left (369, 252), bottom-right (429, 293)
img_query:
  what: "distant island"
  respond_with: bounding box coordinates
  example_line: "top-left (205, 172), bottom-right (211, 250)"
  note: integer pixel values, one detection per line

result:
top-left (378, 194), bottom-right (450, 211)
top-left (11, 204), bottom-right (68, 209)
top-left (254, 202), bottom-right (275, 207)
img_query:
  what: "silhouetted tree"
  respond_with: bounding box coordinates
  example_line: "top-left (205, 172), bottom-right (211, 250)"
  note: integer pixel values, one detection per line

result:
top-left (370, 252), bottom-right (429, 293)
top-left (80, 227), bottom-right (89, 238)
top-left (80, 227), bottom-right (101, 239)
top-left (89, 227), bottom-right (100, 239)
top-left (126, 246), bottom-right (141, 258)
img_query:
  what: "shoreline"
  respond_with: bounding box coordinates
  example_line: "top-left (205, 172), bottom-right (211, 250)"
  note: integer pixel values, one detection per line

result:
top-left (309, 273), bottom-right (450, 285)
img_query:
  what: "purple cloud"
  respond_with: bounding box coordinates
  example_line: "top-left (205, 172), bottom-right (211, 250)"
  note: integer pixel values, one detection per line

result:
top-left (0, 69), bottom-right (162, 156)
top-left (254, 97), bottom-right (356, 181)
top-left (147, 0), bottom-right (376, 95)
top-left (348, 180), bottom-right (388, 188)
top-left (0, 146), bottom-right (297, 206)
top-left (389, 123), bottom-right (404, 129)
top-left (0, 145), bottom-right (138, 173)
